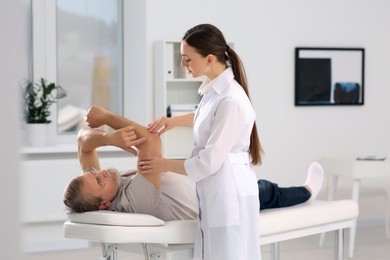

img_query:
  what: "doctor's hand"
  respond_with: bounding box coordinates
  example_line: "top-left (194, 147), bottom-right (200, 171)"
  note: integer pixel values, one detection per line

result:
top-left (137, 156), bottom-right (168, 175)
top-left (85, 105), bottom-right (111, 128)
top-left (108, 126), bottom-right (147, 155)
top-left (147, 116), bottom-right (174, 136)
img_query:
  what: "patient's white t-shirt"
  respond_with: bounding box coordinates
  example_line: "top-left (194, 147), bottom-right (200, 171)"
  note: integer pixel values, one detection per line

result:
top-left (108, 170), bottom-right (198, 221)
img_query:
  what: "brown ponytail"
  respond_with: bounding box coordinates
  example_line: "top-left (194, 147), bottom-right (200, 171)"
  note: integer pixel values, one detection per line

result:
top-left (183, 24), bottom-right (264, 165)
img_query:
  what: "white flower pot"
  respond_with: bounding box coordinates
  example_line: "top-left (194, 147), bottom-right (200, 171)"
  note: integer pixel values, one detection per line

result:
top-left (25, 123), bottom-right (49, 147)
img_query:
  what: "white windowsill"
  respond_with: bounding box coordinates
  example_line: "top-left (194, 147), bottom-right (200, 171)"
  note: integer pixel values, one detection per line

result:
top-left (20, 144), bottom-right (127, 155)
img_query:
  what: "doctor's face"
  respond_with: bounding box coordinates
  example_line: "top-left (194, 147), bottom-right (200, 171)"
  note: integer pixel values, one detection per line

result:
top-left (180, 41), bottom-right (208, 78)
top-left (81, 169), bottom-right (120, 203)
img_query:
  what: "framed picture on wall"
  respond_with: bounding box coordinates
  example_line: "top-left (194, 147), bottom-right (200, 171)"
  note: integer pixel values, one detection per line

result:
top-left (295, 47), bottom-right (365, 106)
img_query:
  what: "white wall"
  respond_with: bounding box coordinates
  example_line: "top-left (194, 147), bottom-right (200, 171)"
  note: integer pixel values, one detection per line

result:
top-left (0, 0), bottom-right (30, 258)
top-left (130, 0), bottom-right (390, 225)
top-left (11, 0), bottom-right (390, 252)
top-left (138, 0), bottom-right (390, 185)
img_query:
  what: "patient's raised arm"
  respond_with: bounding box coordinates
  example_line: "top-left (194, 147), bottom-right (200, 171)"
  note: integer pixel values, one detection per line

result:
top-left (84, 105), bottom-right (163, 187)
top-left (77, 126), bottom-right (145, 170)
top-left (85, 105), bottom-right (161, 158)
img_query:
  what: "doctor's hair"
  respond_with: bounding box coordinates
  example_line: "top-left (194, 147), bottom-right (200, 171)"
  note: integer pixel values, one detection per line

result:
top-left (183, 23), bottom-right (263, 165)
top-left (63, 175), bottom-right (102, 213)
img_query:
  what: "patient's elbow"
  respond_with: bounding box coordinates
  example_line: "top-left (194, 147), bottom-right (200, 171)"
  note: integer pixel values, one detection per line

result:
top-left (77, 128), bottom-right (87, 145)
top-left (77, 128), bottom-right (93, 152)
top-left (138, 133), bottom-right (162, 157)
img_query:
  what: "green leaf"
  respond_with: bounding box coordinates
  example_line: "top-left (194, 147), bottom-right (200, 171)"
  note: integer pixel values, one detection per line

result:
top-left (22, 78), bottom-right (67, 123)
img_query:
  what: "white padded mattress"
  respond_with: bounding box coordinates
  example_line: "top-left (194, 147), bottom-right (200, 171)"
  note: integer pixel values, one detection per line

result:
top-left (64, 200), bottom-right (358, 244)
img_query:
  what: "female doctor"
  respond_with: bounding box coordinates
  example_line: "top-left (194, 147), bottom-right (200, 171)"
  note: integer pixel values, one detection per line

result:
top-left (139, 23), bottom-right (263, 260)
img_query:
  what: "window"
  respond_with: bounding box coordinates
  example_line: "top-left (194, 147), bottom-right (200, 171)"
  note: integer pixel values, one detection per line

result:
top-left (56, 0), bottom-right (123, 133)
top-left (31, 0), bottom-right (123, 144)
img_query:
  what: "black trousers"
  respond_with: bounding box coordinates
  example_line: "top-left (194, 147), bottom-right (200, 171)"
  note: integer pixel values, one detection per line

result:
top-left (258, 179), bottom-right (311, 210)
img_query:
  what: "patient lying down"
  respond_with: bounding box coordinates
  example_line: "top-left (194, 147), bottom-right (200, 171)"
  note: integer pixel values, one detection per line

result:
top-left (63, 106), bottom-right (324, 221)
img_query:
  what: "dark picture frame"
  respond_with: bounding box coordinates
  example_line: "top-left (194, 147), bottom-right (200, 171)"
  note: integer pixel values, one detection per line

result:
top-left (295, 47), bottom-right (365, 106)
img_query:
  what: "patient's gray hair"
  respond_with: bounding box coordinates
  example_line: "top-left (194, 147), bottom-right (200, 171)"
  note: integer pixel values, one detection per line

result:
top-left (63, 175), bottom-right (102, 213)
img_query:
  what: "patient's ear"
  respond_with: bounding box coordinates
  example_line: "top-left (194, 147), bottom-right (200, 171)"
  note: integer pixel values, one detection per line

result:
top-left (99, 200), bottom-right (111, 210)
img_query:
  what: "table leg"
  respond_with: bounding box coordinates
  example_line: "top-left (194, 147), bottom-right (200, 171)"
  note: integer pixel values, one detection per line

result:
top-left (334, 229), bottom-right (344, 260)
top-left (349, 179), bottom-right (360, 258)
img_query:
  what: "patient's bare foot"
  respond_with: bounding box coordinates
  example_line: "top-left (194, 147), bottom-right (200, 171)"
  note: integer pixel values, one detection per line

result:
top-left (304, 162), bottom-right (324, 201)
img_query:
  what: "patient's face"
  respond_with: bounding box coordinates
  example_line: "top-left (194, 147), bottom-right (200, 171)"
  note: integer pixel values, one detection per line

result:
top-left (81, 169), bottom-right (120, 203)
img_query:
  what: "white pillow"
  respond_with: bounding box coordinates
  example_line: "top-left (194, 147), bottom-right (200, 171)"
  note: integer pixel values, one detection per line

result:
top-left (67, 211), bottom-right (165, 227)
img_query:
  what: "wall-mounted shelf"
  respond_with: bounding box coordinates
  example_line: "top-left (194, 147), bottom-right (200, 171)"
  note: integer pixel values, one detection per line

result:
top-left (154, 40), bottom-right (202, 159)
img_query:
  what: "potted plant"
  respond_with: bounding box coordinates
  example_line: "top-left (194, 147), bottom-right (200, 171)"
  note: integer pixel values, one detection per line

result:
top-left (23, 78), bottom-right (67, 146)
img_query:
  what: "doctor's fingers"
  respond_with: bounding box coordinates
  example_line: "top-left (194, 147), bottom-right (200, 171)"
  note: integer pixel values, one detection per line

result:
top-left (138, 168), bottom-right (154, 175)
top-left (138, 163), bottom-right (152, 170)
top-left (138, 159), bottom-right (156, 170)
top-left (138, 163), bottom-right (153, 175)
top-left (147, 117), bottom-right (168, 134)
top-left (156, 126), bottom-right (169, 135)
top-left (138, 158), bottom-right (151, 166)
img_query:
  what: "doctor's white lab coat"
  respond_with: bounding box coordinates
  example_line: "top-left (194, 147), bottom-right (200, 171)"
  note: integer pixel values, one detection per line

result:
top-left (185, 68), bottom-right (261, 260)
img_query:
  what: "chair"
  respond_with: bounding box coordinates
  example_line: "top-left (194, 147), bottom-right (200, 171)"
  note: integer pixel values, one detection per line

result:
top-left (318, 158), bottom-right (390, 258)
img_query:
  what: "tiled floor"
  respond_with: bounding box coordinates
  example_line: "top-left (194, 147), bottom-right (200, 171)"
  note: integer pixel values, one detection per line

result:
top-left (23, 225), bottom-right (390, 260)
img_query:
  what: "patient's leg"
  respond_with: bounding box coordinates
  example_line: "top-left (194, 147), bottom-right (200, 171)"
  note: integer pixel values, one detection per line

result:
top-left (258, 180), bottom-right (310, 210)
top-left (259, 162), bottom-right (324, 210)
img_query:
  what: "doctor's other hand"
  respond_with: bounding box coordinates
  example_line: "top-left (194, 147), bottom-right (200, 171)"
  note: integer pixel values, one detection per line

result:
top-left (147, 116), bottom-right (173, 135)
top-left (84, 105), bottom-right (111, 128)
top-left (138, 156), bottom-right (167, 175)
top-left (109, 126), bottom-right (147, 155)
